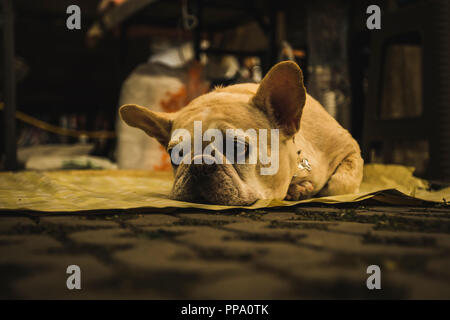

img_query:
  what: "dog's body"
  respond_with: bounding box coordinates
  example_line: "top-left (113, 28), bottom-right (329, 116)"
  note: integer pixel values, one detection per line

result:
top-left (120, 61), bottom-right (363, 205)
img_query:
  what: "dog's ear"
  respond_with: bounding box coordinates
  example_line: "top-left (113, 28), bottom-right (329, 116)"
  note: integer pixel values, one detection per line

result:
top-left (252, 61), bottom-right (306, 137)
top-left (119, 104), bottom-right (173, 146)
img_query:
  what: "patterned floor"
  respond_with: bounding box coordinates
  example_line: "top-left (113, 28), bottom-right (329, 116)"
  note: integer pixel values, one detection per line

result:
top-left (1, 204), bottom-right (449, 299)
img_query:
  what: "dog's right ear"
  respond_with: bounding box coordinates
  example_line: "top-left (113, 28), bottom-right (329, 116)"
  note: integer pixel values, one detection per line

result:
top-left (252, 61), bottom-right (306, 138)
top-left (119, 104), bottom-right (173, 147)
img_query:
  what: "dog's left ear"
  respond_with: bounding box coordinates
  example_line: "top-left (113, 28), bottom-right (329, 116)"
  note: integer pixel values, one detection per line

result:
top-left (119, 104), bottom-right (173, 147)
top-left (252, 61), bottom-right (306, 137)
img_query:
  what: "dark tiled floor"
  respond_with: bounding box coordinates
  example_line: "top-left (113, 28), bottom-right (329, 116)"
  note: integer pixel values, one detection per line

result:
top-left (1, 205), bottom-right (449, 299)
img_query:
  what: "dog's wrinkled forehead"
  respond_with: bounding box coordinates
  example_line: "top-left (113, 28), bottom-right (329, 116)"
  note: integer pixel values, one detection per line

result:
top-left (172, 91), bottom-right (271, 132)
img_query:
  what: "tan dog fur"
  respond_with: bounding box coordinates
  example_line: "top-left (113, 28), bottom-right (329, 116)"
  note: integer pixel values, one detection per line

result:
top-left (120, 61), bottom-right (363, 205)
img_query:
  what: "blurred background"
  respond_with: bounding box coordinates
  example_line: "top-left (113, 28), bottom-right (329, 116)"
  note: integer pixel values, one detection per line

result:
top-left (0, 0), bottom-right (449, 184)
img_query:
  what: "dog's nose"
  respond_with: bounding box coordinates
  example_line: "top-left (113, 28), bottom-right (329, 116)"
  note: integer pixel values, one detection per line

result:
top-left (189, 155), bottom-right (219, 177)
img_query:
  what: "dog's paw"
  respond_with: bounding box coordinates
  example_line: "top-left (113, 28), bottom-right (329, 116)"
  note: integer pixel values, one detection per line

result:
top-left (285, 180), bottom-right (314, 201)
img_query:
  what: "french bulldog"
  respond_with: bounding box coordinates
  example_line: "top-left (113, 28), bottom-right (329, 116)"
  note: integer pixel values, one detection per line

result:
top-left (119, 61), bottom-right (363, 205)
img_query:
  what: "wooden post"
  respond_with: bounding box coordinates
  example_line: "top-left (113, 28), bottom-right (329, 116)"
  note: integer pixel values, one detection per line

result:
top-left (1, 0), bottom-right (17, 171)
top-left (193, 0), bottom-right (203, 61)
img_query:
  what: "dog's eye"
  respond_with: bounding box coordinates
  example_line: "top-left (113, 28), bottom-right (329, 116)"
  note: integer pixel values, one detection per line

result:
top-left (167, 148), bottom-right (181, 167)
top-left (224, 138), bottom-right (249, 163)
top-left (234, 139), bottom-right (249, 162)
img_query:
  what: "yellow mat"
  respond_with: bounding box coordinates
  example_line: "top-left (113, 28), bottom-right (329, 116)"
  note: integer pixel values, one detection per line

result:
top-left (0, 164), bottom-right (448, 213)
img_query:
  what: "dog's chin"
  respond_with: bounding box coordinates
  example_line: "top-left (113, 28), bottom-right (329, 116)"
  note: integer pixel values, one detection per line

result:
top-left (170, 167), bottom-right (258, 206)
top-left (171, 190), bottom-right (257, 206)
top-left (192, 192), bottom-right (257, 206)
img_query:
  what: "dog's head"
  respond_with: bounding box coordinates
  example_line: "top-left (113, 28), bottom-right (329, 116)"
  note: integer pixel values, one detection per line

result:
top-left (120, 61), bottom-right (306, 205)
